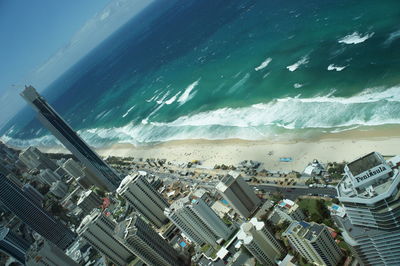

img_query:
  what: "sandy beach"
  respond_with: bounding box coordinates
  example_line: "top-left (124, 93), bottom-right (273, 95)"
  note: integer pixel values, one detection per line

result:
top-left (41, 127), bottom-right (400, 173)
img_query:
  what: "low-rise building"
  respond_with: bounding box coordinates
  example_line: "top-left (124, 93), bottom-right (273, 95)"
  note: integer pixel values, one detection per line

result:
top-left (268, 199), bottom-right (305, 225)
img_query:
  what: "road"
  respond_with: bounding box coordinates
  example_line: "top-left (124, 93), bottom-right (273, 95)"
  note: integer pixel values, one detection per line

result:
top-left (139, 168), bottom-right (338, 200)
top-left (253, 185), bottom-right (337, 200)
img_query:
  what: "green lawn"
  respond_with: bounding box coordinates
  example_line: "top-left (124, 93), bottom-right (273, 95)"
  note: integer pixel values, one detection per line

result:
top-left (298, 198), bottom-right (319, 216)
top-left (298, 198), bottom-right (332, 225)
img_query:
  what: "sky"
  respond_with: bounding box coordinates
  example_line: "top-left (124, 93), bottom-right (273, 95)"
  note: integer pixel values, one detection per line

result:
top-left (0, 0), bottom-right (153, 129)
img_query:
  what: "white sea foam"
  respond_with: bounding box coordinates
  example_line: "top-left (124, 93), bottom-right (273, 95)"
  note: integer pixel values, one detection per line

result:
top-left (5, 86), bottom-right (400, 146)
top-left (338, 32), bottom-right (374, 44)
top-left (146, 90), bottom-right (163, 103)
top-left (384, 29), bottom-right (400, 46)
top-left (254, 57), bottom-right (272, 71)
top-left (286, 56), bottom-right (309, 71)
top-left (165, 92), bottom-right (181, 105)
top-left (227, 73), bottom-right (250, 94)
top-left (293, 83), bottom-right (303, 88)
top-left (1, 134), bottom-right (61, 148)
top-left (156, 91), bottom-right (170, 104)
top-left (95, 109), bottom-right (113, 120)
top-left (122, 105), bottom-right (136, 118)
top-left (327, 64), bottom-right (347, 71)
top-left (177, 79), bottom-right (200, 105)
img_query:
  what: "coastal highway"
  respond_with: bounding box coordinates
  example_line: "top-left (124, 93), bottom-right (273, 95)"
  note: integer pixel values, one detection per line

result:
top-left (140, 168), bottom-right (338, 200)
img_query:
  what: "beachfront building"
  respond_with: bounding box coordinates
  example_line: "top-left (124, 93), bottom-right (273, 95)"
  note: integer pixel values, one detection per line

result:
top-left (19, 146), bottom-right (58, 171)
top-left (77, 209), bottom-right (136, 266)
top-left (26, 239), bottom-right (78, 266)
top-left (0, 172), bottom-right (76, 250)
top-left (117, 173), bottom-right (169, 228)
top-left (38, 168), bottom-right (61, 186)
top-left (268, 199), bottom-right (305, 225)
top-left (77, 190), bottom-right (102, 214)
top-left (62, 158), bottom-right (84, 179)
top-left (62, 158), bottom-right (99, 189)
top-left (165, 195), bottom-right (233, 247)
top-left (237, 218), bottom-right (284, 265)
top-left (22, 184), bottom-right (44, 206)
top-left (0, 226), bottom-right (31, 265)
top-left (336, 152), bottom-right (400, 265)
top-left (283, 221), bottom-right (343, 266)
top-left (122, 215), bottom-right (183, 266)
top-left (21, 86), bottom-right (121, 191)
top-left (216, 171), bottom-right (261, 218)
top-left (49, 180), bottom-right (68, 198)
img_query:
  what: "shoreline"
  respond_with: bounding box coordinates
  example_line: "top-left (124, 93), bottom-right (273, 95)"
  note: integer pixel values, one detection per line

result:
top-left (39, 126), bottom-right (400, 172)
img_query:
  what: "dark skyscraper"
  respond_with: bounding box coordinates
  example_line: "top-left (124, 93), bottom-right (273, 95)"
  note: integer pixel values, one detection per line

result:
top-left (0, 226), bottom-right (31, 264)
top-left (0, 172), bottom-right (76, 250)
top-left (21, 86), bottom-right (120, 191)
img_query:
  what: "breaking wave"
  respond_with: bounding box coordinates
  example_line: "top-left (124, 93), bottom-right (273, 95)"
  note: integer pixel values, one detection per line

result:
top-left (338, 32), bottom-right (374, 44)
top-left (327, 64), bottom-right (347, 71)
top-left (254, 57), bottom-right (272, 71)
top-left (287, 56), bottom-right (309, 71)
top-left (4, 85), bottom-right (400, 147)
top-left (177, 79), bottom-right (200, 105)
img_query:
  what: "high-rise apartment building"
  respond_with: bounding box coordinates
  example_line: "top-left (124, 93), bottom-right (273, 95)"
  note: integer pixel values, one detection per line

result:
top-left (77, 190), bottom-right (102, 214)
top-left (117, 173), bottom-right (169, 228)
top-left (49, 180), bottom-right (68, 198)
top-left (122, 215), bottom-right (183, 266)
top-left (0, 172), bottom-right (76, 250)
top-left (165, 195), bottom-right (232, 247)
top-left (216, 171), bottom-right (261, 218)
top-left (21, 86), bottom-right (120, 191)
top-left (77, 209), bottom-right (136, 266)
top-left (38, 169), bottom-right (61, 186)
top-left (336, 152), bottom-right (400, 265)
top-left (25, 239), bottom-right (78, 266)
top-left (22, 184), bottom-right (44, 206)
top-left (283, 221), bottom-right (343, 266)
top-left (237, 218), bottom-right (284, 265)
top-left (62, 158), bottom-right (83, 178)
top-left (19, 146), bottom-right (58, 171)
top-left (0, 226), bottom-right (31, 264)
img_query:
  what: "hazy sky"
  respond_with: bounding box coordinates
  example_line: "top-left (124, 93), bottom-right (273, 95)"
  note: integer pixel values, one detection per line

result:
top-left (0, 0), bottom-right (153, 129)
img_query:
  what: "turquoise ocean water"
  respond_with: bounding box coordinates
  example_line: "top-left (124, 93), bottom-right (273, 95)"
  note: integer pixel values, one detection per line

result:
top-left (2, 0), bottom-right (400, 147)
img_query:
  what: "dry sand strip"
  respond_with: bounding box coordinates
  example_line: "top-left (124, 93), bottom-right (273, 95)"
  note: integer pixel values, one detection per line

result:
top-left (40, 127), bottom-right (400, 173)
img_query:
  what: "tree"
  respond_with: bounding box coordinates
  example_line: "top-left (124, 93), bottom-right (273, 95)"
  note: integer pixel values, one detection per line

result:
top-left (310, 213), bottom-right (323, 223)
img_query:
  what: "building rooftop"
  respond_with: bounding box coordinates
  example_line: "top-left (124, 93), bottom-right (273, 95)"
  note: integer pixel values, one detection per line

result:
top-left (284, 221), bottom-right (324, 242)
top-left (76, 209), bottom-right (101, 233)
top-left (337, 152), bottom-right (400, 202)
top-left (77, 190), bottom-right (94, 205)
top-left (237, 218), bottom-right (265, 244)
top-left (116, 173), bottom-right (141, 193)
top-left (168, 196), bottom-right (190, 212)
top-left (347, 152), bottom-right (383, 177)
top-left (216, 171), bottom-right (240, 192)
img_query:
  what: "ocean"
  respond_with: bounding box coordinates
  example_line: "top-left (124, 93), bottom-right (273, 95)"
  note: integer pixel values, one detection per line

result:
top-left (2, 0), bottom-right (400, 148)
